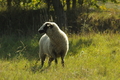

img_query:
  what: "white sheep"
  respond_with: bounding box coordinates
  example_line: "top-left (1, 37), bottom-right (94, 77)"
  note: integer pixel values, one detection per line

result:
top-left (38, 22), bottom-right (69, 68)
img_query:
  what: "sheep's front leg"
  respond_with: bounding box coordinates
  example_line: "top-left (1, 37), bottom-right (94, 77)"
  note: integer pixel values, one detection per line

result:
top-left (40, 55), bottom-right (46, 68)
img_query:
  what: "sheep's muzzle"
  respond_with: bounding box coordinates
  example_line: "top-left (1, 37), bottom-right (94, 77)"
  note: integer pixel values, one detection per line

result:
top-left (38, 30), bottom-right (45, 34)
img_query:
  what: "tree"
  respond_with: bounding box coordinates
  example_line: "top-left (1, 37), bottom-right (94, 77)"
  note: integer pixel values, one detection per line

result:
top-left (7, 0), bottom-right (12, 10)
top-left (78, 0), bottom-right (84, 6)
top-left (52, 0), bottom-right (66, 27)
top-left (14, 0), bottom-right (21, 7)
top-left (46, 0), bottom-right (52, 11)
top-left (66, 0), bottom-right (70, 11)
top-left (72, 0), bottom-right (76, 9)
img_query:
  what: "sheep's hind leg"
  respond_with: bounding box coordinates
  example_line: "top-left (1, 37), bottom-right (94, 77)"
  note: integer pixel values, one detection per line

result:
top-left (60, 51), bottom-right (65, 67)
top-left (61, 57), bottom-right (64, 67)
top-left (48, 57), bottom-right (54, 67)
top-left (55, 58), bottom-right (58, 65)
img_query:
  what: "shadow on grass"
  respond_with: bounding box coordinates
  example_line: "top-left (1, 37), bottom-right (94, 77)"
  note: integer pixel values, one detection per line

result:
top-left (0, 34), bottom-right (40, 61)
top-left (0, 34), bottom-right (92, 61)
top-left (31, 66), bottom-right (51, 73)
top-left (30, 61), bottom-right (51, 73)
top-left (69, 38), bottom-right (92, 55)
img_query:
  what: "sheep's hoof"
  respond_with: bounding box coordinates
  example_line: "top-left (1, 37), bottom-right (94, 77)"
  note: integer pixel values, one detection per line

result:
top-left (62, 63), bottom-right (64, 67)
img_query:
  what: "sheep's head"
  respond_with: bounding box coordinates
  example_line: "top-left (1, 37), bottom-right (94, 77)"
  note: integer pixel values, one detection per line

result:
top-left (38, 22), bottom-right (59, 34)
top-left (38, 22), bottom-right (53, 34)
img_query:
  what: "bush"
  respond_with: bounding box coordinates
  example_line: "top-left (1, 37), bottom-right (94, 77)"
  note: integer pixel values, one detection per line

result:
top-left (76, 11), bottom-right (120, 33)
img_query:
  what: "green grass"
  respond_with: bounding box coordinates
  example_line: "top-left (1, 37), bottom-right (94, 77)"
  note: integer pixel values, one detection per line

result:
top-left (0, 33), bottom-right (120, 80)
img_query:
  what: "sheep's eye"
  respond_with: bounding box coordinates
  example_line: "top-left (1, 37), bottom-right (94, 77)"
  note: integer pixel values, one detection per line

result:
top-left (47, 24), bottom-right (51, 27)
top-left (46, 24), bottom-right (53, 28)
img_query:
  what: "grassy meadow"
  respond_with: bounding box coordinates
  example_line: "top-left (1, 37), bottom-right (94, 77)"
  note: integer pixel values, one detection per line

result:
top-left (0, 32), bottom-right (120, 80)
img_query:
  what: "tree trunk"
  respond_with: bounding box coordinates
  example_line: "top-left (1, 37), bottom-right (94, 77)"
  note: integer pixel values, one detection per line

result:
top-left (52, 0), bottom-right (66, 28)
top-left (46, 0), bottom-right (51, 11)
top-left (72, 0), bottom-right (76, 9)
top-left (7, 0), bottom-right (12, 10)
top-left (78, 0), bottom-right (84, 6)
top-left (45, 0), bottom-right (52, 21)
top-left (14, 0), bottom-right (21, 7)
top-left (66, 0), bottom-right (70, 11)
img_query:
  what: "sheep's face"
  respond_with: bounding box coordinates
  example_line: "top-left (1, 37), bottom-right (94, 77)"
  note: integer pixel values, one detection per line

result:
top-left (38, 22), bottom-right (53, 34)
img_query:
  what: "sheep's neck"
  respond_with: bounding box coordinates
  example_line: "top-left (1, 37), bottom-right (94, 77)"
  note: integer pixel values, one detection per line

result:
top-left (49, 31), bottom-right (63, 46)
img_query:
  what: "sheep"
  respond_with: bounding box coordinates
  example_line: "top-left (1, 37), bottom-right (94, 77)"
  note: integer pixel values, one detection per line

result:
top-left (38, 22), bottom-right (69, 68)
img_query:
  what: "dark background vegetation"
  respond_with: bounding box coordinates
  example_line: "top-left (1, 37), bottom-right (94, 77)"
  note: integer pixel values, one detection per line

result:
top-left (0, 0), bottom-right (120, 36)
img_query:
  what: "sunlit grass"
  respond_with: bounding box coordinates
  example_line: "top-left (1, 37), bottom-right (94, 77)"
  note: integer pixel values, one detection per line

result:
top-left (0, 33), bottom-right (120, 80)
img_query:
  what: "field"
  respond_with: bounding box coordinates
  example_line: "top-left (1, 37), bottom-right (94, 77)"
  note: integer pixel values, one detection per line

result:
top-left (0, 33), bottom-right (120, 80)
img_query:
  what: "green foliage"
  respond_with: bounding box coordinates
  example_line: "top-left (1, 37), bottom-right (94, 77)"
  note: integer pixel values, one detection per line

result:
top-left (0, 33), bottom-right (120, 80)
top-left (0, 34), bottom-right (39, 60)
top-left (76, 10), bottom-right (120, 33)
top-left (21, 0), bottom-right (47, 10)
